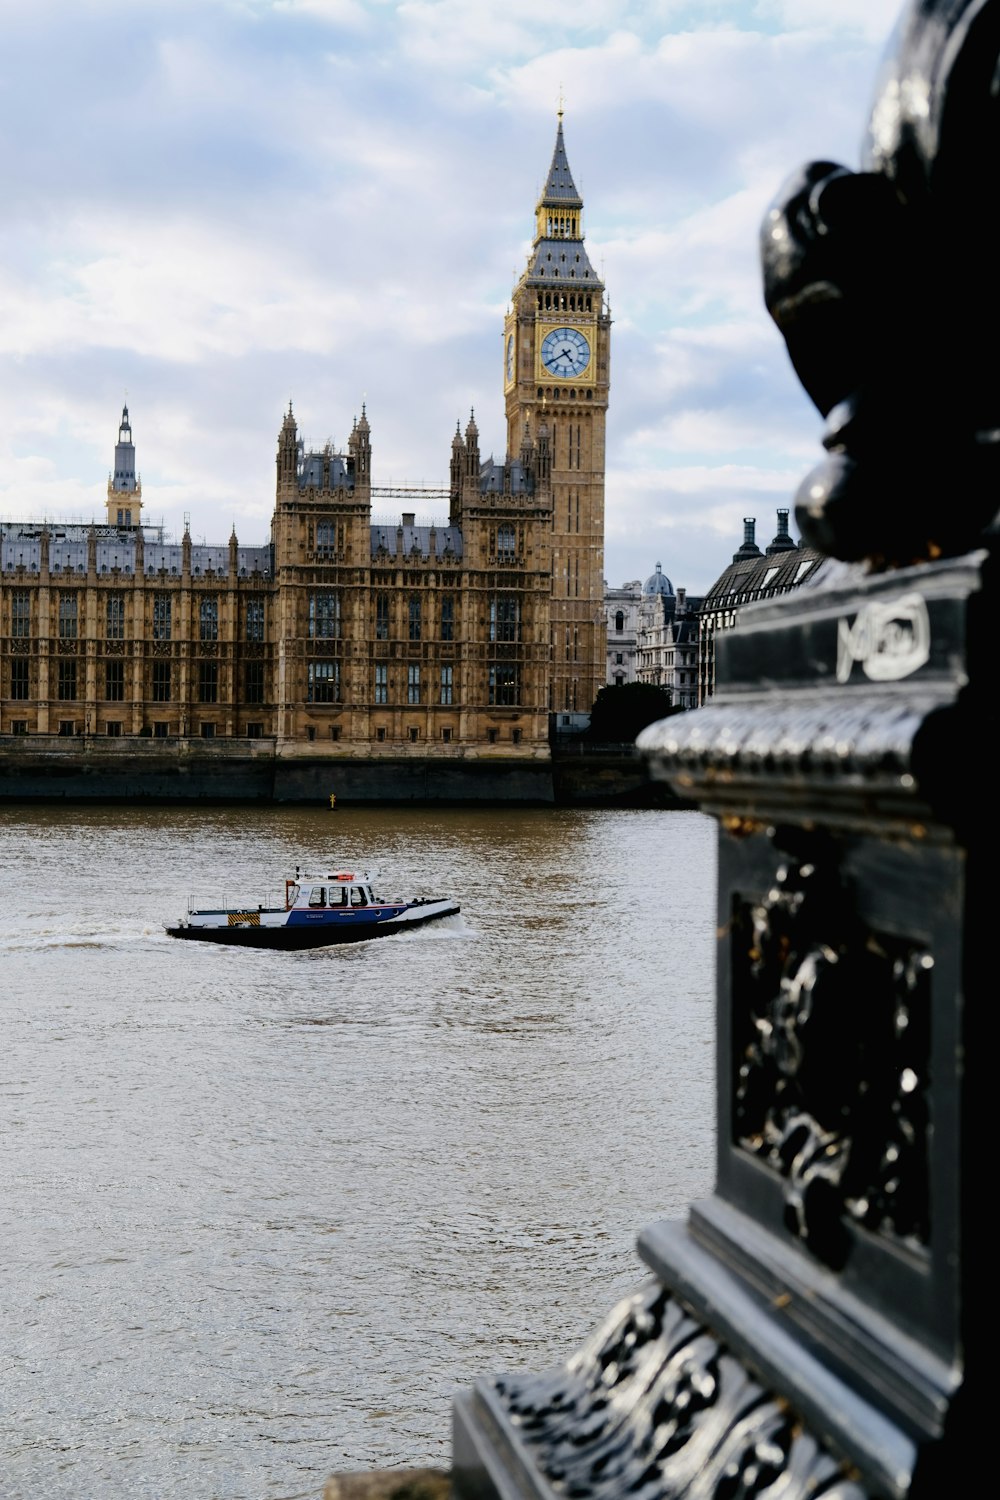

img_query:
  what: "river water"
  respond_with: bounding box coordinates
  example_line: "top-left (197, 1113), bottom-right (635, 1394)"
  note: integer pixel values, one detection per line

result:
top-left (1, 804), bottom-right (717, 1499)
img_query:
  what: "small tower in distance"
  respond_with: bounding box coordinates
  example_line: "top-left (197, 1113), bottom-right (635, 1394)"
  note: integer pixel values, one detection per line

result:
top-left (106, 404), bottom-right (143, 528)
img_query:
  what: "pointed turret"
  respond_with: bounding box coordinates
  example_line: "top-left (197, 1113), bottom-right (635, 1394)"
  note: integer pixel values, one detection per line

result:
top-left (348, 401), bottom-right (371, 480)
top-left (276, 402), bottom-right (299, 495)
top-left (449, 420), bottom-right (466, 522)
top-left (106, 403), bottom-right (143, 527)
top-left (536, 414), bottom-right (551, 489)
top-left (465, 409), bottom-right (480, 481)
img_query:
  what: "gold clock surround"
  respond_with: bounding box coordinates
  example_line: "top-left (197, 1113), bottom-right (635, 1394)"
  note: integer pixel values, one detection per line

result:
top-left (534, 321), bottom-right (598, 385)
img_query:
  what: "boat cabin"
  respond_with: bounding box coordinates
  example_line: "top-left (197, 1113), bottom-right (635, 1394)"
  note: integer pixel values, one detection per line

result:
top-left (285, 871), bottom-right (378, 910)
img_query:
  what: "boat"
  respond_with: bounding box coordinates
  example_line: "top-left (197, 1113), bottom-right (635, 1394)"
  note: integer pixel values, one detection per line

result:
top-left (165, 867), bottom-right (460, 949)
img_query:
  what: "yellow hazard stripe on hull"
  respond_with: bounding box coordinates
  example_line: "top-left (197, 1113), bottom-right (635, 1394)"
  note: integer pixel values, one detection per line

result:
top-left (228, 911), bottom-right (261, 926)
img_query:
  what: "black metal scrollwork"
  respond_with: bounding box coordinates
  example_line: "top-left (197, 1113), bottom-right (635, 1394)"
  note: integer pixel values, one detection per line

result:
top-left (492, 1279), bottom-right (869, 1499)
top-left (732, 849), bottom-right (930, 1267)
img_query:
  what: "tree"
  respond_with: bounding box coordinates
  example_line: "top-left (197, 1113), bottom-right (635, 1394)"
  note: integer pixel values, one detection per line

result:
top-left (586, 682), bottom-right (682, 743)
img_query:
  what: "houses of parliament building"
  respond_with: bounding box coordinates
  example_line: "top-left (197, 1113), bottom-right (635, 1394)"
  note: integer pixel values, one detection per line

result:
top-left (0, 122), bottom-right (610, 769)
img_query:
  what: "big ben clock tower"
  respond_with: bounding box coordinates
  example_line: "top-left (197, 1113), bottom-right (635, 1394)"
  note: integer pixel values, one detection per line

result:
top-left (505, 113), bottom-right (610, 715)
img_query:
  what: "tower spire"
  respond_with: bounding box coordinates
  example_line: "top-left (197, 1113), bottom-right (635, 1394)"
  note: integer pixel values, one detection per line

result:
top-left (535, 112), bottom-right (583, 243)
top-left (106, 402), bottom-right (143, 528)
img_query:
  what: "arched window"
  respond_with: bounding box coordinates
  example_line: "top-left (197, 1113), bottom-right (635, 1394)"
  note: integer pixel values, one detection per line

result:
top-left (615, 610), bottom-right (624, 632)
top-left (497, 524), bottom-right (516, 561)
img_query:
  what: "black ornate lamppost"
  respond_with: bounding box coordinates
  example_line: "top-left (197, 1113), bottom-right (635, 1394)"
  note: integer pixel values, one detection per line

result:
top-left (453, 3), bottom-right (995, 1495)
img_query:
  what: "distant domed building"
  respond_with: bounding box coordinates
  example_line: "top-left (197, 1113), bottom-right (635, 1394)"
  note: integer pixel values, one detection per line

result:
top-left (604, 563), bottom-right (702, 709)
top-left (604, 511), bottom-right (825, 717)
top-left (642, 563), bottom-right (674, 597)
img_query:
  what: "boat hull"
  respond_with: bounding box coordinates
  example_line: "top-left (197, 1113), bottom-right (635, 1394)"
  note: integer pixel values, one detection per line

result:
top-left (166, 901), bottom-right (460, 949)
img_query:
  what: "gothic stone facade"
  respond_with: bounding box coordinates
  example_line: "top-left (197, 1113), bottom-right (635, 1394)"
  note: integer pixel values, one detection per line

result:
top-left (0, 123), bottom-right (609, 757)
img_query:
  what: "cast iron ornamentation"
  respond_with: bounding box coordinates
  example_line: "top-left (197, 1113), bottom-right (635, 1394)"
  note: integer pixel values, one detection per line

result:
top-left (732, 850), bottom-right (931, 1268)
top-left (491, 1279), bottom-right (869, 1500)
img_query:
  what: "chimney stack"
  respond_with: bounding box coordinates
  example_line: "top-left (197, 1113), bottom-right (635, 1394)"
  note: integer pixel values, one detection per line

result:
top-left (734, 517), bottom-right (762, 563)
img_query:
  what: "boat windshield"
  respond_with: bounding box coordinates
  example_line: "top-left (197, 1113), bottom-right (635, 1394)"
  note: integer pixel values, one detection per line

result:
top-left (308, 886), bottom-right (326, 907)
top-left (350, 886), bottom-right (368, 907)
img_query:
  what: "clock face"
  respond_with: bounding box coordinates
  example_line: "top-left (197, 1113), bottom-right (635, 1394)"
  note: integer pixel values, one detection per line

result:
top-left (506, 333), bottom-right (514, 382)
top-left (540, 326), bottom-right (591, 379)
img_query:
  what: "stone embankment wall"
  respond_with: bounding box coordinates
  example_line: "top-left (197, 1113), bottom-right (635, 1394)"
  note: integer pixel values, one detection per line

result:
top-left (0, 735), bottom-right (690, 805)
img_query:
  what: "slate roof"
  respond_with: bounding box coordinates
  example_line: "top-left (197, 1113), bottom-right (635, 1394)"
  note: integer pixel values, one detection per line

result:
top-left (524, 240), bottom-right (600, 285)
top-left (370, 524), bottom-right (463, 560)
top-left (0, 522), bottom-right (271, 578)
top-left (479, 459), bottom-right (533, 494)
top-left (540, 120), bottom-right (582, 206)
top-left (703, 545), bottom-right (824, 608)
top-left (299, 451), bottom-right (354, 490)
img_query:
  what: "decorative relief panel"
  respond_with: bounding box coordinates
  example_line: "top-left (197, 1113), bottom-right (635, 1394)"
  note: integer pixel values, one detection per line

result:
top-left (732, 851), bottom-right (931, 1267)
top-left (492, 1279), bottom-right (869, 1500)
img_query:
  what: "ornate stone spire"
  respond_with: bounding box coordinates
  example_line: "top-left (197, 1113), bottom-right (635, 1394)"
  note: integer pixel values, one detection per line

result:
top-left (277, 402), bottom-right (298, 488)
top-left (535, 115), bottom-right (583, 243)
top-left (523, 116), bottom-right (600, 287)
top-left (106, 402), bottom-right (143, 526)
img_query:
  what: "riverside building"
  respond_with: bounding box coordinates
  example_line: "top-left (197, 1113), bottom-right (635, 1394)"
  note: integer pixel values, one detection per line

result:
top-left (696, 513), bottom-right (823, 703)
top-left (605, 565), bottom-right (703, 709)
top-left (0, 120), bottom-right (610, 763)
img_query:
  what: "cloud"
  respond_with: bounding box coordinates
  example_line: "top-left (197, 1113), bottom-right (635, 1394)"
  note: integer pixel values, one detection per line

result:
top-left (272, 0), bottom-right (373, 25)
top-left (0, 0), bottom-right (899, 594)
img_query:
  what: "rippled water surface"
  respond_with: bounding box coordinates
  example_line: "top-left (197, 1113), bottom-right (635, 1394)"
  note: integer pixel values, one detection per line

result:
top-left (1, 804), bottom-right (716, 1498)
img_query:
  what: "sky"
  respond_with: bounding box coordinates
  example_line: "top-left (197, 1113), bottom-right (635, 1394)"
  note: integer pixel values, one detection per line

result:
top-left (0, 0), bottom-right (904, 593)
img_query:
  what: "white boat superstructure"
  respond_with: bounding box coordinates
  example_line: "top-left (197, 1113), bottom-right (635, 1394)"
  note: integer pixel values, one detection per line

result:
top-left (167, 866), bottom-right (460, 948)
